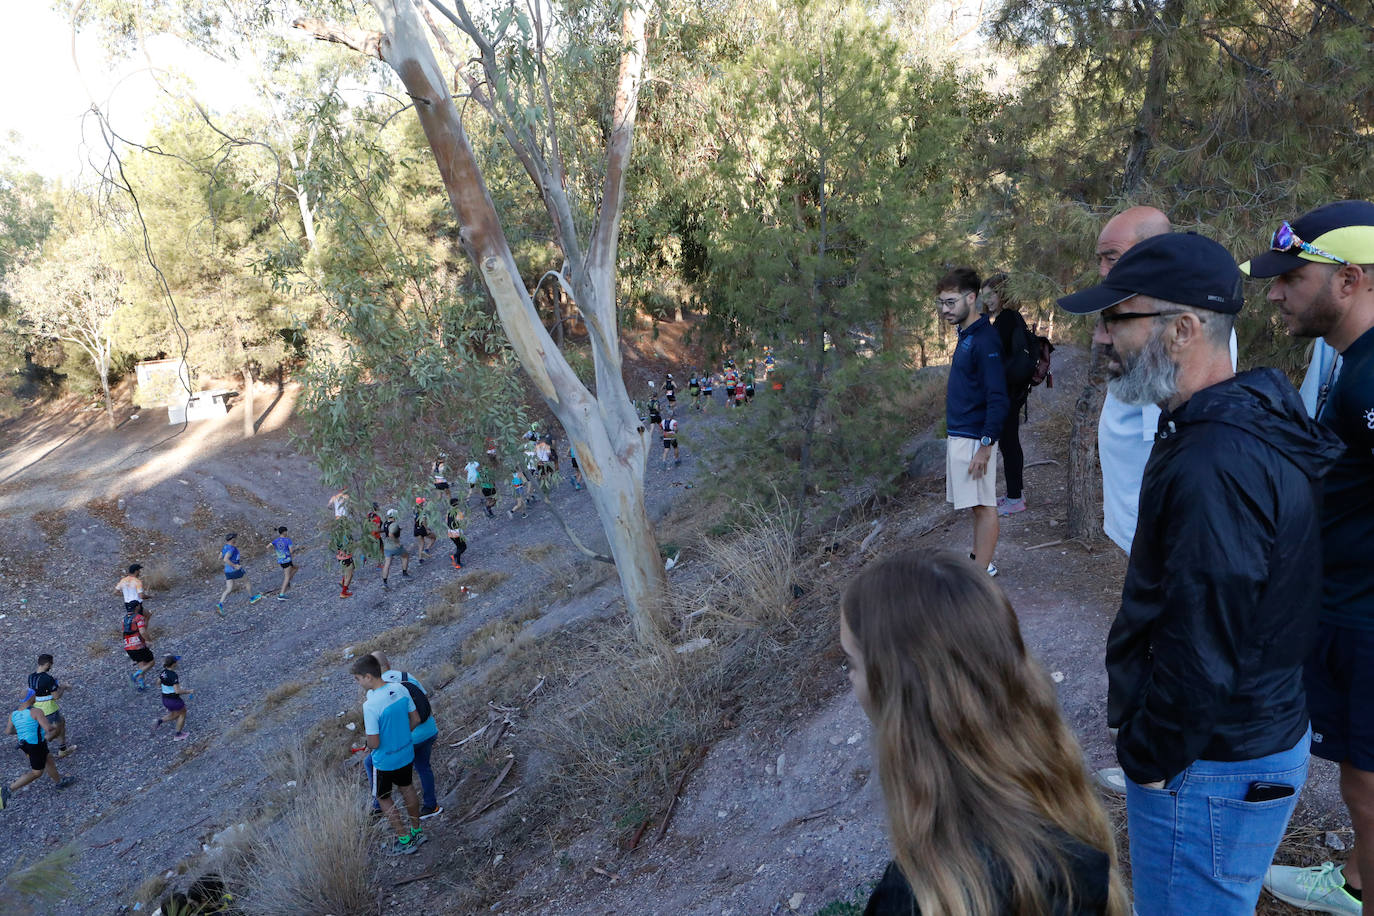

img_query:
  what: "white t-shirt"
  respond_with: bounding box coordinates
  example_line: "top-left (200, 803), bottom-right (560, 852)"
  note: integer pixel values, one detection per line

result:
top-left (1100, 329), bottom-right (1238, 553)
top-left (332, 494), bottom-right (349, 518)
top-left (466, 461), bottom-right (481, 484)
top-left (118, 576), bottom-right (144, 603)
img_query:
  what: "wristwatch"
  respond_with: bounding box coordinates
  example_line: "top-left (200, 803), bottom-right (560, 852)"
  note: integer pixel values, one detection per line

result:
top-left (979, 436), bottom-right (994, 447)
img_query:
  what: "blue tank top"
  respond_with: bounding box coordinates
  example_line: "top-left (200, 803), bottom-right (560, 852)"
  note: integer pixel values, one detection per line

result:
top-left (11, 708), bottom-right (42, 744)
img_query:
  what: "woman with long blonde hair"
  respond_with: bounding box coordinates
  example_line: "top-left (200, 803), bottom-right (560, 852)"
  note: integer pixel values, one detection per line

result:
top-left (839, 549), bottom-right (1128, 915)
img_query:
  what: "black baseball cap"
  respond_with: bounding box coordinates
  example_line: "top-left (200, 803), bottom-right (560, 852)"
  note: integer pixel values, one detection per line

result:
top-left (1057, 232), bottom-right (1244, 316)
top-left (1241, 200), bottom-right (1374, 278)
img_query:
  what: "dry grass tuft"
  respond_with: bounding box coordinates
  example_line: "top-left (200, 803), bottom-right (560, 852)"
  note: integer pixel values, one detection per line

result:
top-left (461, 606), bottom-right (542, 666)
top-left (520, 542), bottom-right (560, 564)
top-left (353, 624), bottom-right (427, 660)
top-left (140, 562), bottom-right (173, 593)
top-left (683, 497), bottom-right (800, 628)
top-left (32, 509), bottom-right (67, 546)
top-left (238, 775), bottom-right (373, 916)
top-left (452, 569), bottom-right (512, 594)
top-left (262, 680), bottom-right (309, 711)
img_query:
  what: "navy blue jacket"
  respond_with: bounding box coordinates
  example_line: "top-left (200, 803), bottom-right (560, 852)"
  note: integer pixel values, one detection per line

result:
top-left (946, 315), bottom-right (1009, 441)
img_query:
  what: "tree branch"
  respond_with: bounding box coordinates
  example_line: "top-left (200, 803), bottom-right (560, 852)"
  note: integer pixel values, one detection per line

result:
top-left (292, 18), bottom-right (388, 61)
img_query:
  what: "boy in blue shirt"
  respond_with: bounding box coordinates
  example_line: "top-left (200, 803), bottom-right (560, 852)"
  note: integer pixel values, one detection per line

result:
top-left (352, 655), bottom-right (425, 855)
top-left (270, 526), bottom-right (297, 601)
top-left (368, 653), bottom-right (443, 819)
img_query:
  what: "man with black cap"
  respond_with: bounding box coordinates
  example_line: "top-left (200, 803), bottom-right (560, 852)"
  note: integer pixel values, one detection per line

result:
top-left (1245, 201), bottom-right (1374, 916)
top-left (1058, 231), bottom-right (1342, 915)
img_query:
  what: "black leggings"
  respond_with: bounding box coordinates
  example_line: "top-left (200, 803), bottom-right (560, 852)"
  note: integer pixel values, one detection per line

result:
top-left (450, 536), bottom-right (467, 564)
top-left (1001, 398), bottom-right (1026, 500)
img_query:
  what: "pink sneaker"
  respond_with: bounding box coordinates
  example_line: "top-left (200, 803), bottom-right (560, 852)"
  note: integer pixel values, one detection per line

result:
top-left (174, 732), bottom-right (191, 741)
top-left (998, 497), bottom-right (1026, 516)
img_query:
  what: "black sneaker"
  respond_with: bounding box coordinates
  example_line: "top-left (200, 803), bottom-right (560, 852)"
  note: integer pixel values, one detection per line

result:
top-left (402, 570), bottom-right (410, 578)
top-left (56, 777), bottom-right (75, 790)
top-left (419, 804), bottom-right (444, 820)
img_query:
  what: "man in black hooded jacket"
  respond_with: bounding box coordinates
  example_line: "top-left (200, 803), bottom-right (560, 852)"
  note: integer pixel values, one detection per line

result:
top-left (1057, 232), bottom-right (1343, 915)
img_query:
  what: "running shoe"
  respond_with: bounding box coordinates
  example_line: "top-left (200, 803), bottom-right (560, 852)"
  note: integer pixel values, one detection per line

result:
top-left (401, 570), bottom-right (410, 578)
top-left (249, 594), bottom-right (264, 604)
top-left (275, 594), bottom-right (289, 601)
top-left (406, 826), bottom-right (428, 847)
top-left (383, 835), bottom-right (419, 856)
top-left (151, 719), bottom-right (162, 736)
top-left (339, 591), bottom-right (352, 599)
top-left (174, 731), bottom-right (191, 741)
top-left (216, 602), bottom-right (225, 617)
top-left (55, 776), bottom-right (75, 789)
top-left (0, 784), bottom-right (11, 810)
top-left (998, 497), bottom-right (1027, 516)
top-left (986, 563), bottom-right (999, 578)
top-left (1264, 862), bottom-right (1362, 914)
top-left (129, 670), bottom-right (141, 687)
top-left (419, 805), bottom-right (444, 820)
top-left (56, 745), bottom-right (77, 758)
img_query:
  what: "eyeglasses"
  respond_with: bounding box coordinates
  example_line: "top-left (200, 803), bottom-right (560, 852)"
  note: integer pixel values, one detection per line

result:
top-left (1099, 309), bottom-right (1192, 326)
top-left (1271, 221), bottom-right (1349, 266)
top-left (935, 294), bottom-right (969, 308)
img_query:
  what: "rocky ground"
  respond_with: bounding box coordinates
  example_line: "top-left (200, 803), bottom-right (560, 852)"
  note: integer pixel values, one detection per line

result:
top-left (0, 350), bottom-right (1348, 915)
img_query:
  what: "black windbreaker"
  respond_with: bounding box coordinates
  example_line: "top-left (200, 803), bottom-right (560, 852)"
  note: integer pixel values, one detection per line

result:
top-left (1107, 369), bottom-right (1344, 785)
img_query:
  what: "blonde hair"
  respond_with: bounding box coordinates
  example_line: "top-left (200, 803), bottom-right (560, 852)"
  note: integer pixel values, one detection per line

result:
top-left (840, 549), bottom-right (1128, 915)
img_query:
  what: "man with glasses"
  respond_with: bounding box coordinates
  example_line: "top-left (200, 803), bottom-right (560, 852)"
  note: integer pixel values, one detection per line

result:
top-left (1059, 232), bottom-right (1341, 914)
top-left (936, 267), bottom-right (1009, 577)
top-left (1247, 201), bottom-right (1374, 916)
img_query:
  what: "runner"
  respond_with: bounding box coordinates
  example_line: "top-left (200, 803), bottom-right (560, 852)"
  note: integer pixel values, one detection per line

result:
top-left (412, 498), bottom-right (436, 562)
top-left (150, 655), bottom-right (193, 740)
top-left (371, 653), bottom-right (443, 819)
top-left (647, 394), bottom-right (663, 430)
top-left (217, 533), bottom-right (264, 615)
top-left (661, 415), bottom-right (680, 468)
top-left (509, 469), bottom-right (528, 519)
top-left (350, 655), bottom-right (425, 855)
top-left (733, 376), bottom-right (746, 407)
top-left (688, 371), bottom-right (701, 410)
top-left (534, 437), bottom-right (554, 483)
top-left (723, 366), bottom-right (738, 407)
top-left (700, 371), bottom-right (713, 412)
top-left (567, 444), bottom-right (584, 490)
top-left (270, 526), bottom-right (297, 600)
top-left (445, 499), bottom-right (467, 569)
top-left (744, 365), bottom-right (756, 402)
top-left (465, 458), bottom-right (481, 505)
top-left (478, 465), bottom-right (498, 518)
top-left (2, 690), bottom-right (74, 809)
top-left (334, 533), bottom-right (356, 599)
top-left (116, 564), bottom-right (147, 620)
top-left (381, 510), bottom-right (410, 588)
top-left (431, 454), bottom-right (449, 493)
top-left (329, 490), bottom-right (350, 520)
top-left (367, 503), bottom-right (384, 563)
top-left (27, 655), bottom-right (73, 759)
top-left (664, 373), bottom-right (676, 413)
top-left (122, 603), bottom-right (155, 689)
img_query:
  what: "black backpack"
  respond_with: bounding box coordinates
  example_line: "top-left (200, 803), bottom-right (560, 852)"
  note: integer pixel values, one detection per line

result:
top-left (1028, 333), bottom-right (1054, 389)
top-left (397, 673), bottom-right (433, 723)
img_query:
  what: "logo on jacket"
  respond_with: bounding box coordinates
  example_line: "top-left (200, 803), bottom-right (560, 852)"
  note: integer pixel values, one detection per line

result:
top-left (1365, 408), bottom-right (1374, 430)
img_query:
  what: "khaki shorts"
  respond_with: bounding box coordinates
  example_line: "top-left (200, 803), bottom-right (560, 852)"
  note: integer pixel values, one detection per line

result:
top-left (946, 436), bottom-right (999, 509)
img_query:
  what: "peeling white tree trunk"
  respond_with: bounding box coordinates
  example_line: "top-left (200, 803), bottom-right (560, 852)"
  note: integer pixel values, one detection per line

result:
top-left (301, 1), bottom-right (666, 642)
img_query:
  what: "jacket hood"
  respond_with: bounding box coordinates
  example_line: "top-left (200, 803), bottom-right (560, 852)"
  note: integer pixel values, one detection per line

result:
top-left (1164, 368), bottom-right (1344, 481)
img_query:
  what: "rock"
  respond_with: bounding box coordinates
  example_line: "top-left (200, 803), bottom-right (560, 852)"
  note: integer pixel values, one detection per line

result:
top-left (345, 722), bottom-right (356, 731)
top-left (776, 753), bottom-right (786, 777)
top-left (828, 736), bottom-right (842, 746)
top-left (1051, 671), bottom-right (1065, 683)
top-left (1325, 831), bottom-right (1348, 851)
top-left (172, 517), bottom-right (185, 526)
top-left (905, 437), bottom-right (946, 479)
top-left (788, 892), bottom-right (805, 910)
top-left (846, 732), bottom-right (861, 745)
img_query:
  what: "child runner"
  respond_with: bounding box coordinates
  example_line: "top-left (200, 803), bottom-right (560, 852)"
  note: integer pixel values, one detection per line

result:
top-left (116, 564), bottom-right (147, 619)
top-left (412, 498), bottom-right (436, 562)
top-left (270, 527), bottom-right (297, 600)
top-left (661, 416), bottom-right (680, 468)
top-left (664, 373), bottom-right (676, 413)
top-left (122, 604), bottom-right (155, 689)
top-left (27, 655), bottom-right (73, 758)
top-left (509, 470), bottom-right (528, 520)
top-left (217, 533), bottom-right (263, 615)
top-left (350, 655), bottom-right (425, 855)
top-left (150, 655), bottom-right (193, 740)
top-left (446, 499), bottom-right (467, 569)
top-left (381, 510), bottom-right (411, 588)
top-left (700, 372), bottom-right (713, 412)
top-left (478, 466), bottom-right (498, 518)
top-left (2, 690), bottom-right (74, 808)
top-left (370, 653), bottom-right (443, 819)
top-left (431, 455), bottom-right (449, 493)
top-left (688, 372), bottom-right (701, 410)
top-left (734, 376), bottom-right (746, 406)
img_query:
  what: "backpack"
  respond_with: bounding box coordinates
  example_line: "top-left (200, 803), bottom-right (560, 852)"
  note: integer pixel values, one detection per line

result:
top-left (397, 673), bottom-right (433, 723)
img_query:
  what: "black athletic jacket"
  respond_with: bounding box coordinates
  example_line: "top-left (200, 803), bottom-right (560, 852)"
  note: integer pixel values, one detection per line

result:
top-left (1107, 369), bottom-right (1344, 785)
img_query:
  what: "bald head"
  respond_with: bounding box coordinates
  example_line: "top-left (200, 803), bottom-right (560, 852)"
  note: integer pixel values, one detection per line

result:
top-left (1097, 206), bottom-right (1171, 277)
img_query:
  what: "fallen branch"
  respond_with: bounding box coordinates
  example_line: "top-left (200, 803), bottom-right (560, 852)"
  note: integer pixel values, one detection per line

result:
top-left (450, 722), bottom-right (491, 748)
top-left (394, 871), bottom-right (436, 888)
top-left (463, 786), bottom-right (519, 821)
top-left (782, 799), bottom-right (842, 830)
top-left (1027, 539), bottom-right (1066, 551)
top-left (656, 744), bottom-right (709, 843)
top-left (461, 756), bottom-right (516, 822)
top-left (627, 817), bottom-right (652, 852)
top-left (1024, 459), bottom-right (1060, 468)
top-left (88, 836), bottom-right (123, 849)
top-left (525, 676), bottom-right (546, 701)
top-left (914, 510), bottom-right (958, 539)
top-left (857, 522), bottom-right (884, 554)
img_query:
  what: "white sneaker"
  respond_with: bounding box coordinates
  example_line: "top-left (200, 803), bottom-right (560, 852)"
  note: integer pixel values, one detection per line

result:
top-left (986, 563), bottom-right (999, 578)
top-left (1092, 766), bottom-right (1127, 794)
top-left (1264, 862), bottom-right (1362, 914)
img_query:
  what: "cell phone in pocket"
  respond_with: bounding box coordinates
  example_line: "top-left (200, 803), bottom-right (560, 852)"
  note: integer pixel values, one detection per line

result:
top-left (1244, 781), bottom-right (1296, 803)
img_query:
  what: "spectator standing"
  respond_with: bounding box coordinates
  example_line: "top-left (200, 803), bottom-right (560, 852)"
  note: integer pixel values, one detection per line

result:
top-left (370, 653), bottom-right (443, 819)
top-left (351, 655), bottom-right (425, 855)
top-left (1245, 201), bottom-right (1374, 916)
top-left (1058, 232), bottom-right (1341, 914)
top-left (840, 550), bottom-right (1127, 915)
top-left (980, 273), bottom-right (1036, 516)
top-left (937, 267), bottom-right (1008, 578)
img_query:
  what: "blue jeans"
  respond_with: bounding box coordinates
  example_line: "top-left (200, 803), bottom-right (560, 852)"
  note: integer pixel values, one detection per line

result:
top-left (365, 736), bottom-right (437, 811)
top-left (1124, 727), bottom-right (1309, 915)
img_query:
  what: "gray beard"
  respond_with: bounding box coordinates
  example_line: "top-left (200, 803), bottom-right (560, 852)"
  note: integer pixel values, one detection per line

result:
top-left (1107, 329), bottom-right (1179, 407)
